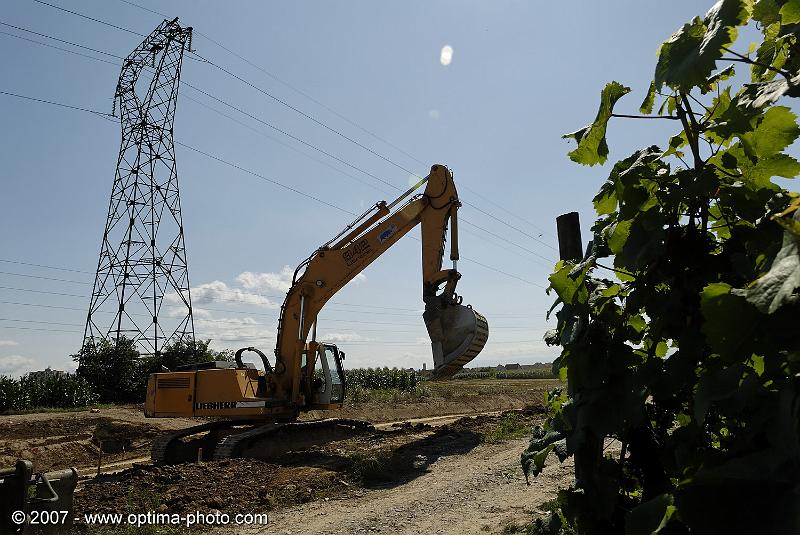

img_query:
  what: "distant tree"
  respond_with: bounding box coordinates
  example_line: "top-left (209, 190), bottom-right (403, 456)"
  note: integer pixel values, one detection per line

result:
top-left (141, 338), bottom-right (235, 376)
top-left (73, 337), bottom-right (143, 403)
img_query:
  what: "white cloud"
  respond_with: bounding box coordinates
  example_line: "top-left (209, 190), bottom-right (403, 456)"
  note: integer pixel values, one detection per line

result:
top-left (0, 340), bottom-right (18, 347)
top-left (0, 355), bottom-right (36, 377)
top-left (195, 315), bottom-right (277, 350)
top-left (237, 267), bottom-right (294, 293)
top-left (440, 45), bottom-right (453, 66)
top-left (175, 280), bottom-right (278, 308)
top-left (353, 273), bottom-right (367, 285)
top-left (319, 332), bottom-right (370, 343)
top-left (428, 109), bottom-right (440, 120)
top-left (191, 307), bottom-right (212, 318)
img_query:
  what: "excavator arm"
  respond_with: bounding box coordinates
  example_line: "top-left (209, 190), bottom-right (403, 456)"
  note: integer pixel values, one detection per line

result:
top-left (144, 164), bottom-right (488, 426)
top-left (272, 165), bottom-right (488, 403)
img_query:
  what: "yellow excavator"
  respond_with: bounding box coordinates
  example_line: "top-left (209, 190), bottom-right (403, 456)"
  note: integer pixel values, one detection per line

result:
top-left (145, 165), bottom-right (489, 463)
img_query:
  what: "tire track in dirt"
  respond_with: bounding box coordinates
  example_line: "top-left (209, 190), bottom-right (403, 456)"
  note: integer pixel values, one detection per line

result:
top-left (224, 439), bottom-right (572, 535)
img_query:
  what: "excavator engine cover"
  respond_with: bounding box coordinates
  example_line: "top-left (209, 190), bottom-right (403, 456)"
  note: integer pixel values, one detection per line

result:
top-left (425, 304), bottom-right (489, 380)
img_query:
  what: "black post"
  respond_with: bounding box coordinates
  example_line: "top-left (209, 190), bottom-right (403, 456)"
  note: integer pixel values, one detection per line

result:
top-left (555, 212), bottom-right (600, 488)
top-left (556, 212), bottom-right (582, 261)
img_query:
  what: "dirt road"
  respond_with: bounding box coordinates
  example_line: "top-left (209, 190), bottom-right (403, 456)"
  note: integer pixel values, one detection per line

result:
top-left (219, 439), bottom-right (571, 535)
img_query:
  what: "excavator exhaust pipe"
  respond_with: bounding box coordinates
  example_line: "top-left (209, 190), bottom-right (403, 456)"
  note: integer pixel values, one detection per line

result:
top-left (424, 303), bottom-right (489, 380)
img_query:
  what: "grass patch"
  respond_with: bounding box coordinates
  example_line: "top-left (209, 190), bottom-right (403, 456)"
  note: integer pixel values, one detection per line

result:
top-left (483, 413), bottom-right (531, 443)
top-left (501, 519), bottom-right (526, 534)
top-left (3, 403), bottom-right (117, 416)
top-left (345, 450), bottom-right (396, 483)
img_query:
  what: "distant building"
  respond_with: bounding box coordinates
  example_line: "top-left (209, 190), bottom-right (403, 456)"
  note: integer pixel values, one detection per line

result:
top-left (27, 367), bottom-right (66, 380)
top-left (499, 363), bottom-right (521, 370)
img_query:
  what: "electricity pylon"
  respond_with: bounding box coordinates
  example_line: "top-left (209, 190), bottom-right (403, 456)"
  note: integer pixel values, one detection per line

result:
top-left (85, 18), bottom-right (195, 355)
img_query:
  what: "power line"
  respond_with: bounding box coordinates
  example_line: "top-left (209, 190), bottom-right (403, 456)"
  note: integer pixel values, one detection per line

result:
top-left (0, 258), bottom-right (92, 275)
top-left (31, 0), bottom-right (145, 36)
top-left (24, 4), bottom-right (557, 257)
top-left (0, 90), bottom-right (543, 289)
top-left (0, 270), bottom-right (90, 285)
top-left (115, 0), bottom-right (429, 169)
top-left (0, 29), bottom-right (119, 66)
top-left (180, 82), bottom-right (401, 192)
top-left (0, 325), bottom-right (77, 334)
top-left (0, 317), bottom-right (83, 327)
top-left (0, 285), bottom-right (86, 298)
top-left (175, 141), bottom-right (356, 215)
top-left (0, 21), bottom-right (393, 198)
top-left (462, 200), bottom-right (557, 252)
top-left (459, 183), bottom-right (555, 240)
top-left (178, 92), bottom-right (388, 195)
top-left (0, 89), bottom-right (111, 117)
top-left (460, 257), bottom-right (543, 287)
top-left (0, 256), bottom-right (536, 315)
top-left (3, 24), bottom-right (555, 267)
top-left (0, 19), bottom-right (123, 59)
top-left (461, 220), bottom-right (554, 265)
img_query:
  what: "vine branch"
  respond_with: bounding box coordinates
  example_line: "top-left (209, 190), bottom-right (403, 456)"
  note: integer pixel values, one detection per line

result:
top-left (611, 113), bottom-right (680, 120)
top-left (720, 46), bottom-right (793, 81)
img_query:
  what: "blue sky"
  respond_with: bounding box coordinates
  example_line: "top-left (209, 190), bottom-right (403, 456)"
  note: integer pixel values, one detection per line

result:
top-left (0, 1), bottom-right (733, 375)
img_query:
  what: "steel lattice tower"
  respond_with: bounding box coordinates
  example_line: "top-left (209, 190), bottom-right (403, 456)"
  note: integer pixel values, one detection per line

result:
top-left (85, 18), bottom-right (195, 355)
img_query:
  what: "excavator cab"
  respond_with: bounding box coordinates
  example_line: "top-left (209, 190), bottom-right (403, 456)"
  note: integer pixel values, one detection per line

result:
top-left (306, 343), bottom-right (346, 408)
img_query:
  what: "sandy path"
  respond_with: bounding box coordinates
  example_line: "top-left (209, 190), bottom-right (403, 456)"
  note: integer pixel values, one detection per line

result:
top-left (220, 439), bottom-right (571, 535)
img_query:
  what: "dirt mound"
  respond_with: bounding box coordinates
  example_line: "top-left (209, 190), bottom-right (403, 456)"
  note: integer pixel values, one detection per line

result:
top-left (73, 459), bottom-right (343, 526)
top-left (69, 411), bottom-right (547, 530)
top-left (92, 420), bottom-right (160, 453)
top-left (0, 417), bottom-right (160, 472)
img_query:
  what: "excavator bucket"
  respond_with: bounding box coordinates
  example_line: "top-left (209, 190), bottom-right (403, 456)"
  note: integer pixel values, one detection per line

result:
top-left (424, 304), bottom-right (489, 380)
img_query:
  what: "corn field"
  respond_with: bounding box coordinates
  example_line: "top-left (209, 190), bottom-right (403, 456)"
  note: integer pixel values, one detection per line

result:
top-left (0, 373), bottom-right (98, 413)
top-left (344, 367), bottom-right (419, 392)
top-left (451, 369), bottom-right (555, 380)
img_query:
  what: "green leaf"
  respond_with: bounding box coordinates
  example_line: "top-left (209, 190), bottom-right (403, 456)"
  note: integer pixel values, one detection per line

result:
top-left (732, 210), bottom-right (800, 313)
top-left (750, 354), bottom-right (765, 375)
top-left (700, 282), bottom-right (761, 359)
top-left (563, 81), bottom-right (631, 166)
top-left (753, 0), bottom-right (780, 25)
top-left (740, 106), bottom-right (800, 159)
top-left (737, 74), bottom-right (800, 110)
top-left (548, 261), bottom-right (589, 305)
top-left (640, 81), bottom-right (657, 114)
top-left (655, 1), bottom-right (751, 90)
top-left (593, 180), bottom-right (617, 215)
top-left (780, 0), bottom-right (800, 23)
top-left (701, 65), bottom-right (736, 94)
top-left (626, 494), bottom-right (676, 535)
top-left (743, 153), bottom-right (800, 186)
top-left (718, 143), bottom-right (800, 188)
top-left (628, 315), bottom-right (646, 333)
top-left (695, 364), bottom-right (745, 424)
top-left (607, 218), bottom-right (633, 255)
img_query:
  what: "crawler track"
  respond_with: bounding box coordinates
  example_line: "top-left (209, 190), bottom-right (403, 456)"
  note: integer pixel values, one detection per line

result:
top-left (152, 418), bottom-right (374, 464)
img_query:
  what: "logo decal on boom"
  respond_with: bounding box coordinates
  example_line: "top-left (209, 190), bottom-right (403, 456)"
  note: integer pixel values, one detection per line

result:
top-left (378, 224), bottom-right (398, 243)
